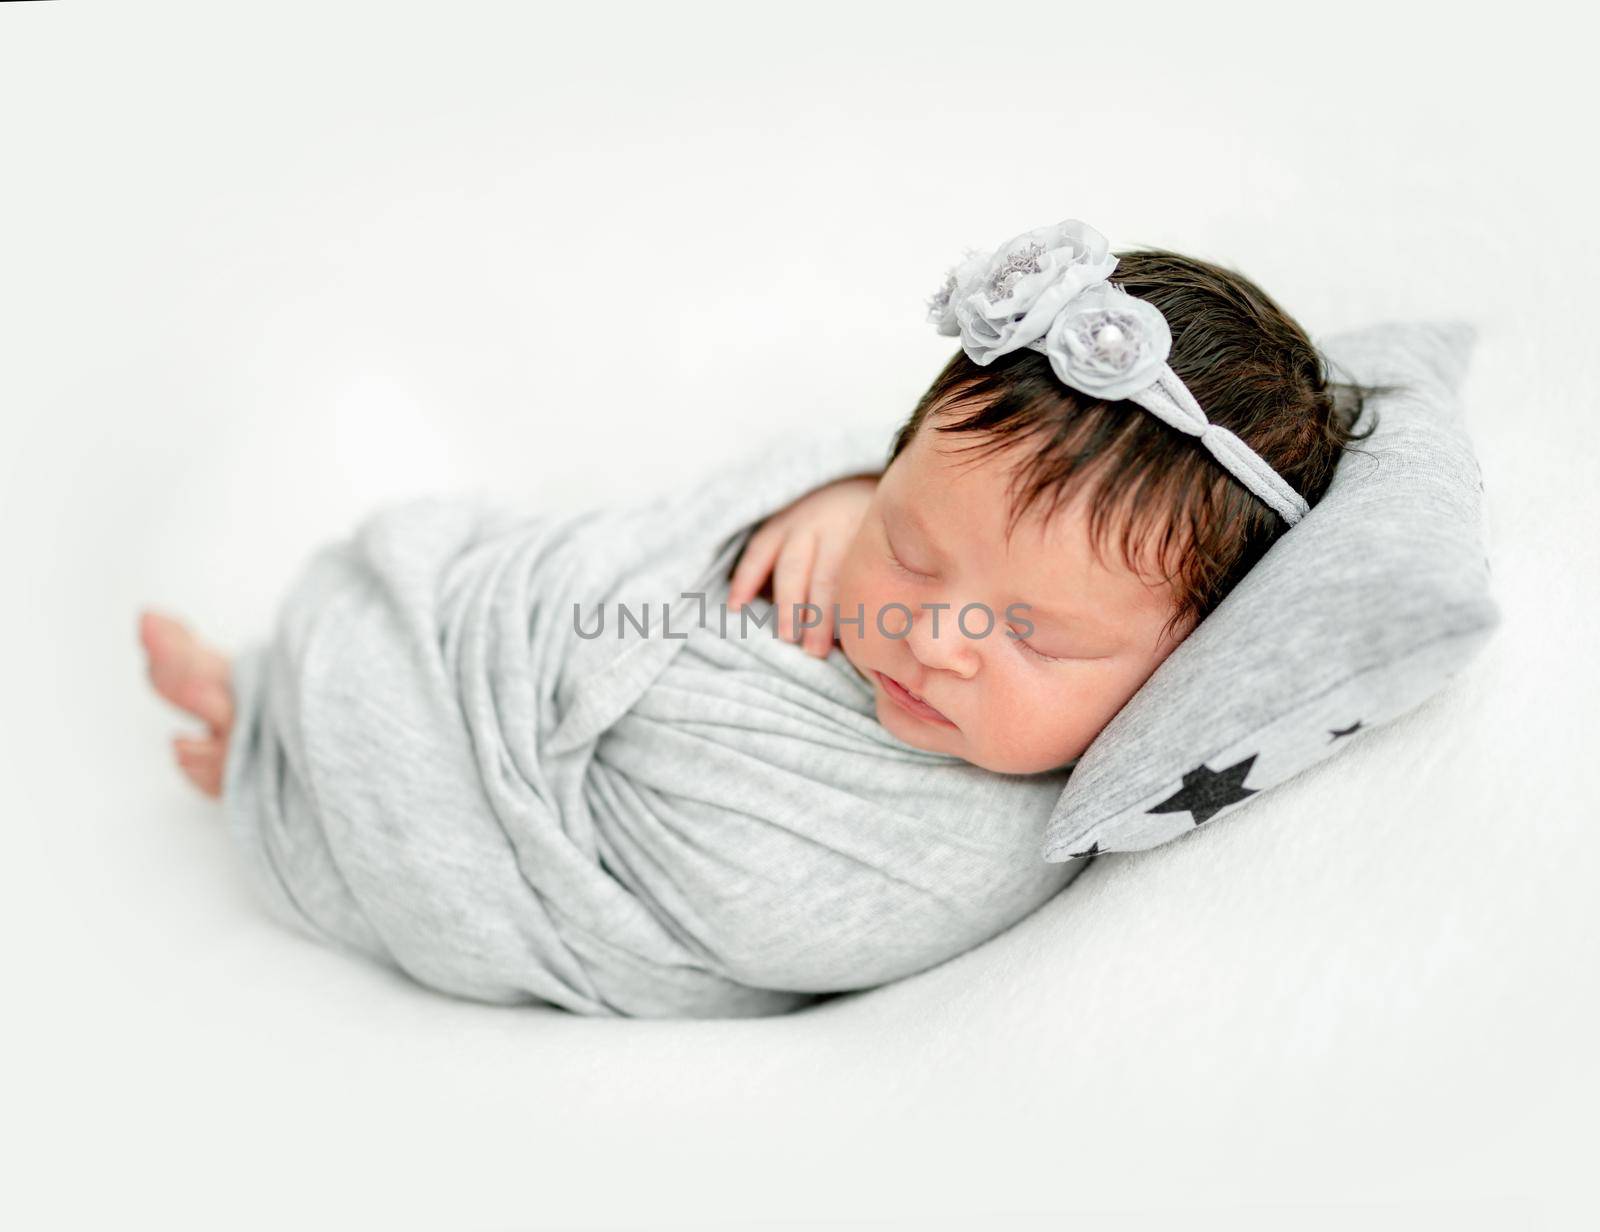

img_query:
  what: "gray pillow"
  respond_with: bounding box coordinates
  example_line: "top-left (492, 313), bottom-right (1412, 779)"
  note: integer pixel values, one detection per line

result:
top-left (1041, 319), bottom-right (1499, 861)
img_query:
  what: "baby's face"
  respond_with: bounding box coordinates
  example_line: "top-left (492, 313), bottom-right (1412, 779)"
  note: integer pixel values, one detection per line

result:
top-left (834, 417), bottom-right (1195, 775)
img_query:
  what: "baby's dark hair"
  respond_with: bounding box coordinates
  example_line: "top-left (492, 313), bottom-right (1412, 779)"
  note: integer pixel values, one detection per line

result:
top-left (888, 248), bottom-right (1379, 645)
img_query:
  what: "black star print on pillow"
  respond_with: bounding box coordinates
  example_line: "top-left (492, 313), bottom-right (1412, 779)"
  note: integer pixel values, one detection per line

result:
top-left (1148, 755), bottom-right (1259, 826)
top-left (1065, 841), bottom-right (1100, 861)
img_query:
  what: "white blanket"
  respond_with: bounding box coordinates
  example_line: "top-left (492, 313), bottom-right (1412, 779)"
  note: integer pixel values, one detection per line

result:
top-left (222, 426), bottom-right (1082, 1016)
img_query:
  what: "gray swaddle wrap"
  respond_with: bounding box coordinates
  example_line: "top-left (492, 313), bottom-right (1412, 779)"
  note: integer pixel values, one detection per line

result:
top-left (221, 422), bottom-right (1083, 1017)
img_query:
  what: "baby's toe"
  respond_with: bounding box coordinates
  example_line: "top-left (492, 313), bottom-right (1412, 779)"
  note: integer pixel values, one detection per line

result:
top-left (176, 758), bottom-right (221, 798)
top-left (174, 736), bottom-right (225, 799)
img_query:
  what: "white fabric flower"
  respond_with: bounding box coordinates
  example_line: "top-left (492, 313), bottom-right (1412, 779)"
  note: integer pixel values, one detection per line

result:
top-left (946, 220), bottom-right (1118, 364)
top-left (925, 248), bottom-right (986, 337)
top-left (1038, 281), bottom-right (1172, 401)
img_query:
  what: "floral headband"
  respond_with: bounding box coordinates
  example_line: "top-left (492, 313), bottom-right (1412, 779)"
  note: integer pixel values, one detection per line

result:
top-left (925, 219), bottom-right (1310, 526)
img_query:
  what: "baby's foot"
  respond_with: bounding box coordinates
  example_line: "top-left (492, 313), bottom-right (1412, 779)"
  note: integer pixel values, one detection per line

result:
top-left (138, 609), bottom-right (235, 799)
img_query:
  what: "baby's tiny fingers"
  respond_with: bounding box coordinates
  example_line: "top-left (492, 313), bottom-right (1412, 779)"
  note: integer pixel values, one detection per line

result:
top-left (772, 532), bottom-right (817, 642)
top-left (728, 525), bottom-right (782, 609)
top-left (803, 573), bottom-right (838, 657)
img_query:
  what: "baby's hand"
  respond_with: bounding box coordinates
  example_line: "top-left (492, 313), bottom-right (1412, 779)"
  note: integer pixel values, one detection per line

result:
top-left (727, 473), bottom-right (879, 658)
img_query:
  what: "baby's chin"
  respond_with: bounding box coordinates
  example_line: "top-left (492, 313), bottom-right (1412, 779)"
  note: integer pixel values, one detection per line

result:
top-left (874, 691), bottom-right (953, 744)
top-left (913, 719), bottom-right (1083, 776)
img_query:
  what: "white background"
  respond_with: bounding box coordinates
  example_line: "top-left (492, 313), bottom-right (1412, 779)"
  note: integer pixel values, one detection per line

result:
top-left (2, 2), bottom-right (1596, 1229)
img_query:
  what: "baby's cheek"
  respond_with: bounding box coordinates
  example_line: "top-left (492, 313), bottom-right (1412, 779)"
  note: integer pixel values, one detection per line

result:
top-left (975, 671), bottom-right (1093, 774)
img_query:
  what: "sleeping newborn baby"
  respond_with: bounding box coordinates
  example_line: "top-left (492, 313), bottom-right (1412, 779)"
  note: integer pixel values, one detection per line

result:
top-left (139, 222), bottom-right (1368, 1017)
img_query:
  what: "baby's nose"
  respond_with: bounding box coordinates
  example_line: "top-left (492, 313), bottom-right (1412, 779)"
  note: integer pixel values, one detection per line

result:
top-left (904, 604), bottom-right (980, 676)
